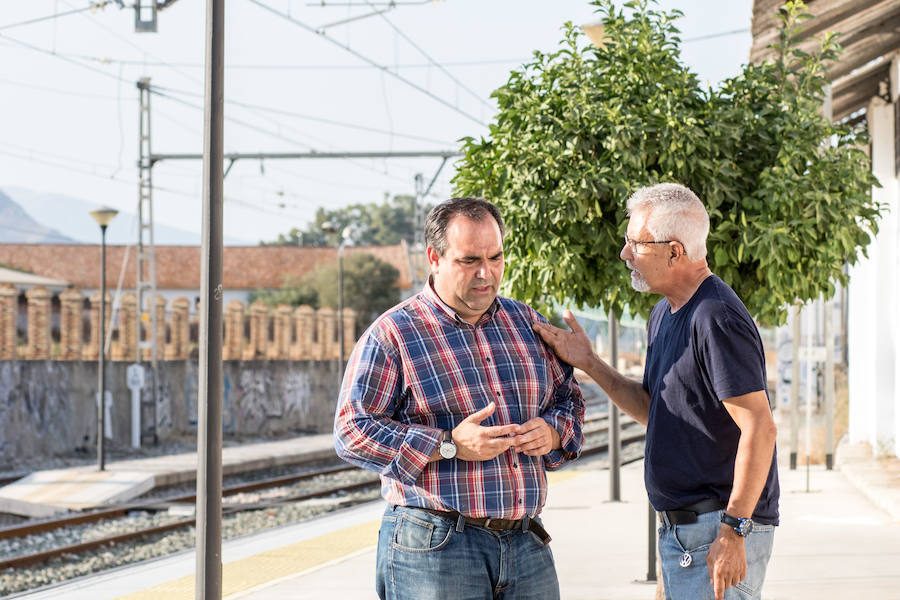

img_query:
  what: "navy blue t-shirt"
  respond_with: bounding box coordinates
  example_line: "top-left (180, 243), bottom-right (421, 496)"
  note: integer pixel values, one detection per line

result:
top-left (642, 275), bottom-right (779, 525)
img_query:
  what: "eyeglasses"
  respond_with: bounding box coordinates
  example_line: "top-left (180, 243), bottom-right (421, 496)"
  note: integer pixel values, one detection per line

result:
top-left (623, 233), bottom-right (682, 254)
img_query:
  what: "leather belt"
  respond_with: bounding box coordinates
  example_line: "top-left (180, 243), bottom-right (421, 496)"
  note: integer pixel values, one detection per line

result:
top-left (415, 507), bottom-right (552, 545)
top-left (658, 498), bottom-right (725, 526)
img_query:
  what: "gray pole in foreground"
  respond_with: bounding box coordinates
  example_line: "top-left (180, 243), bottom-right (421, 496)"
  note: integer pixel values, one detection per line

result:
top-left (608, 309), bottom-right (621, 501)
top-left (646, 500), bottom-right (657, 582)
top-left (196, 0), bottom-right (224, 597)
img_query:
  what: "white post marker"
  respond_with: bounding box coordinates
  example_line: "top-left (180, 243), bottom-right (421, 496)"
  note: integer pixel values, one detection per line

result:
top-left (127, 363), bottom-right (145, 448)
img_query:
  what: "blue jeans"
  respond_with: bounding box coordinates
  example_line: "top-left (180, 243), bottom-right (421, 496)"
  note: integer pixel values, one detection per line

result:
top-left (658, 509), bottom-right (775, 600)
top-left (376, 505), bottom-right (559, 600)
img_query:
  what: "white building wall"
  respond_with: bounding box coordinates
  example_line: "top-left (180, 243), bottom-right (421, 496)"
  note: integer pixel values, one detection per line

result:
top-left (848, 96), bottom-right (899, 457)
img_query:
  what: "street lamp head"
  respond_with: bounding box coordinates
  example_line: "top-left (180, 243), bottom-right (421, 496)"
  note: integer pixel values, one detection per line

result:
top-left (321, 220), bottom-right (337, 235)
top-left (90, 207), bottom-right (119, 228)
top-left (581, 21), bottom-right (608, 48)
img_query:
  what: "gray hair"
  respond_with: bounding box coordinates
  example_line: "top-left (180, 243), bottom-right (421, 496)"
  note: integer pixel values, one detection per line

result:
top-left (626, 183), bottom-right (709, 259)
top-left (424, 197), bottom-right (505, 256)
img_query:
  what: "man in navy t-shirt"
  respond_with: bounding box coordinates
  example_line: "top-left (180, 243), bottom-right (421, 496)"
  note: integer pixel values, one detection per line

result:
top-left (534, 183), bottom-right (779, 600)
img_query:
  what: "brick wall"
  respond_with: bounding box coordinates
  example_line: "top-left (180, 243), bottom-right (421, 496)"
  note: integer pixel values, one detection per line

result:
top-left (6, 285), bottom-right (356, 361)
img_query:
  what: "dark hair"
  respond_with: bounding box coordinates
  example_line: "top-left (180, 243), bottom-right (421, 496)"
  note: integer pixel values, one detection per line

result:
top-left (424, 197), bottom-right (505, 256)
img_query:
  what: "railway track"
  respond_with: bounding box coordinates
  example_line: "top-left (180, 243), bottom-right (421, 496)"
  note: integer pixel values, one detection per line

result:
top-left (0, 419), bottom-right (644, 594)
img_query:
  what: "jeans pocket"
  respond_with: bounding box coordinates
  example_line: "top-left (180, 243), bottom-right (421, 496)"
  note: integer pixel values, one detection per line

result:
top-left (391, 512), bottom-right (453, 554)
top-left (734, 524), bottom-right (775, 597)
top-left (672, 523), bottom-right (714, 556)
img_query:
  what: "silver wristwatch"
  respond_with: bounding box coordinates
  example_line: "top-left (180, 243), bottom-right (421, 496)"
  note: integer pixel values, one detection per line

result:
top-left (438, 430), bottom-right (457, 459)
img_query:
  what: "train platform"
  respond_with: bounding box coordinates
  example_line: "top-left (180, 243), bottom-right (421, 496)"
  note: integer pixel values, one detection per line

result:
top-left (7, 436), bottom-right (900, 600)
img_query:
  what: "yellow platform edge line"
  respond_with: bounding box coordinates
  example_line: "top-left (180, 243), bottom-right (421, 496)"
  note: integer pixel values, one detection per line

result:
top-left (116, 471), bottom-right (585, 599)
top-left (116, 520), bottom-right (380, 600)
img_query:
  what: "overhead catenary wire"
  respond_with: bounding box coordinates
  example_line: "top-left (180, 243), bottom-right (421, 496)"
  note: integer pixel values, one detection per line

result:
top-left (16, 53), bottom-right (530, 70)
top-left (0, 76), bottom-right (138, 101)
top-left (148, 87), bottom-right (433, 186)
top-left (0, 1), bottom-right (115, 32)
top-left (0, 32), bottom-right (134, 86)
top-left (151, 83), bottom-right (452, 146)
top-left (361, 0), bottom-right (493, 111)
top-left (61, 0), bottom-right (201, 89)
top-left (245, 0), bottom-right (488, 128)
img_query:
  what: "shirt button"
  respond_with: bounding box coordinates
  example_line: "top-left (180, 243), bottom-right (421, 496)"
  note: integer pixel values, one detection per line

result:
top-left (486, 357), bottom-right (491, 362)
top-left (518, 499), bottom-right (523, 504)
top-left (513, 463), bottom-right (518, 468)
top-left (496, 391), bottom-right (501, 397)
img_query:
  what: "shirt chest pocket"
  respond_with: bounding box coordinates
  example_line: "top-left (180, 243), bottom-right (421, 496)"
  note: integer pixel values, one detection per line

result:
top-left (493, 345), bottom-right (553, 419)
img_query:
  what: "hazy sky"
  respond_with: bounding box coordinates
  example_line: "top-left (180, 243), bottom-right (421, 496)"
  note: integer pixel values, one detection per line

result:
top-left (0, 0), bottom-right (753, 245)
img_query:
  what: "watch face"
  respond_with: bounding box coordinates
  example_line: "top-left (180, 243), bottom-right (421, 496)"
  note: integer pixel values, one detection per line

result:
top-left (737, 519), bottom-right (753, 537)
top-left (439, 441), bottom-right (457, 459)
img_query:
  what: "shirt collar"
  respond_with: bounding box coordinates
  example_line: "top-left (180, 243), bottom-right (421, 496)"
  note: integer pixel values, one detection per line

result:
top-left (422, 276), bottom-right (500, 326)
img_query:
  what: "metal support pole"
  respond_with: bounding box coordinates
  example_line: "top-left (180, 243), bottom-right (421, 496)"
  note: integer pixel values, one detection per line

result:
top-left (608, 309), bottom-right (620, 501)
top-left (338, 241), bottom-right (345, 368)
top-left (97, 225), bottom-right (107, 472)
top-left (195, 0), bottom-right (224, 597)
top-left (411, 173), bottom-right (425, 289)
top-left (825, 296), bottom-right (835, 469)
top-left (805, 303), bottom-right (814, 492)
top-left (646, 500), bottom-right (657, 581)
top-left (137, 77), bottom-right (158, 446)
top-left (790, 303), bottom-right (800, 470)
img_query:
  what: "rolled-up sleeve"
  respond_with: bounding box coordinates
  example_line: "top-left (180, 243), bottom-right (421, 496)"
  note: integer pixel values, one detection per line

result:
top-left (333, 329), bottom-right (441, 485)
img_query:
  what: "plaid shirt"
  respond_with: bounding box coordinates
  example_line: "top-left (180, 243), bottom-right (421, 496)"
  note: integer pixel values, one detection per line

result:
top-left (334, 281), bottom-right (584, 519)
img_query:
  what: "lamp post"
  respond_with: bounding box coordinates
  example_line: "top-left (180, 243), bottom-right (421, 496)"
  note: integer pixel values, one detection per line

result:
top-left (90, 206), bottom-right (118, 471)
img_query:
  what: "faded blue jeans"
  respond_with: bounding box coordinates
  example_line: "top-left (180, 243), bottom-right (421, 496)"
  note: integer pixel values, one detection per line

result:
top-left (376, 504), bottom-right (559, 600)
top-left (658, 509), bottom-right (775, 600)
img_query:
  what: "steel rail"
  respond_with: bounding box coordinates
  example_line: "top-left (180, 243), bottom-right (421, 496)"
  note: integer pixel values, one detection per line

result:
top-left (0, 463), bottom-right (356, 541)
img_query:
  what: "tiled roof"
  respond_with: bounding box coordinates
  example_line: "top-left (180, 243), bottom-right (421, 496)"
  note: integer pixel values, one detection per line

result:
top-left (0, 243), bottom-right (412, 291)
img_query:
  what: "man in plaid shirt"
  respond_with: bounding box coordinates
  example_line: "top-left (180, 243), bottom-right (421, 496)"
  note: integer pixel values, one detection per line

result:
top-left (334, 197), bottom-right (584, 600)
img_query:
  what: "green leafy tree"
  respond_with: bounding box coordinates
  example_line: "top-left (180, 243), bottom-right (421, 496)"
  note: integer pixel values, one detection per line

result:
top-left (253, 253), bottom-right (401, 332)
top-left (307, 253), bottom-right (401, 329)
top-left (453, 0), bottom-right (881, 325)
top-left (262, 194), bottom-right (430, 247)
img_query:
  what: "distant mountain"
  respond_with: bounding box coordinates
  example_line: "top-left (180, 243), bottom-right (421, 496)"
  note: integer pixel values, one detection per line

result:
top-left (0, 187), bottom-right (252, 246)
top-left (0, 189), bottom-right (76, 243)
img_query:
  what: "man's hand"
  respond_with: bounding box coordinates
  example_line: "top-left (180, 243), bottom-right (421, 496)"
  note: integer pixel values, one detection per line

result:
top-left (532, 310), bottom-right (595, 370)
top-left (707, 525), bottom-right (747, 600)
top-left (452, 402), bottom-right (520, 461)
top-left (512, 418), bottom-right (560, 456)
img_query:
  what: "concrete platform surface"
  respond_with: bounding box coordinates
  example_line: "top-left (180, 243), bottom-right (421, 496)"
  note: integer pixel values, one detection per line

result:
top-left (10, 446), bottom-right (900, 600)
top-left (0, 433), bottom-right (335, 517)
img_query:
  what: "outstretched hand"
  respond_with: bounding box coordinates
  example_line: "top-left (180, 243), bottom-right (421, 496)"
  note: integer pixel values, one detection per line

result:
top-left (532, 310), bottom-right (596, 370)
top-left (452, 402), bottom-right (520, 461)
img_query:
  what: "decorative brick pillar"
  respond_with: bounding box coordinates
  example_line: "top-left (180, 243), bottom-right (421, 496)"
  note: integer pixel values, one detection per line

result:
top-left (84, 290), bottom-right (111, 361)
top-left (317, 307), bottom-right (336, 359)
top-left (245, 301), bottom-right (269, 360)
top-left (0, 284), bottom-right (17, 360)
top-left (290, 305), bottom-right (315, 360)
top-left (26, 286), bottom-right (52, 360)
top-left (115, 293), bottom-right (138, 361)
top-left (269, 304), bottom-right (292, 359)
top-left (142, 296), bottom-right (167, 361)
top-left (223, 300), bottom-right (245, 360)
top-left (58, 287), bottom-right (83, 360)
top-left (165, 297), bottom-right (190, 360)
top-left (341, 308), bottom-right (356, 360)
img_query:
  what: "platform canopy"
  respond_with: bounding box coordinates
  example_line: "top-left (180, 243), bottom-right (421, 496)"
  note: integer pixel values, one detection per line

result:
top-left (750, 0), bottom-right (900, 122)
